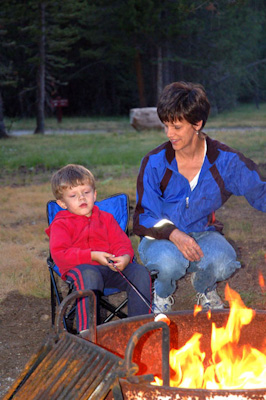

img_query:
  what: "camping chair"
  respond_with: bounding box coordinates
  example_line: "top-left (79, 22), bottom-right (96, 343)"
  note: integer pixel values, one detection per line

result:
top-left (46, 193), bottom-right (130, 332)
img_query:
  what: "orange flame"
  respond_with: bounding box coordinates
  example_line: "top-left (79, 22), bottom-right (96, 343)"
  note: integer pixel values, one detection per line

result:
top-left (259, 270), bottom-right (265, 292)
top-left (193, 304), bottom-right (202, 317)
top-left (152, 284), bottom-right (266, 389)
top-left (194, 304), bottom-right (211, 319)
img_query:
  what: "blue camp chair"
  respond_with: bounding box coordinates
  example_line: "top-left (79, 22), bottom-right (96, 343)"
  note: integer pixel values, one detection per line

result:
top-left (46, 193), bottom-right (130, 331)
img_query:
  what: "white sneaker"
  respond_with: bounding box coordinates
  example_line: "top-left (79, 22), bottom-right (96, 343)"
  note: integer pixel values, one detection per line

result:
top-left (153, 292), bottom-right (174, 313)
top-left (196, 289), bottom-right (224, 310)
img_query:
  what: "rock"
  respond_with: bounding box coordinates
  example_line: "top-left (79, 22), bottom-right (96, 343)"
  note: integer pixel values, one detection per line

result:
top-left (130, 107), bottom-right (164, 131)
top-left (40, 314), bottom-right (50, 322)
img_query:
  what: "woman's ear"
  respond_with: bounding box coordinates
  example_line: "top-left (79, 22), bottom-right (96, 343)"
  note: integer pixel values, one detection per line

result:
top-left (56, 199), bottom-right (67, 209)
top-left (194, 120), bottom-right (203, 131)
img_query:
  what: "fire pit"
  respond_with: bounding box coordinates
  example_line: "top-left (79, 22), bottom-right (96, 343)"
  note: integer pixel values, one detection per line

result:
top-left (96, 310), bottom-right (266, 399)
top-left (95, 285), bottom-right (266, 399)
top-left (5, 288), bottom-right (266, 400)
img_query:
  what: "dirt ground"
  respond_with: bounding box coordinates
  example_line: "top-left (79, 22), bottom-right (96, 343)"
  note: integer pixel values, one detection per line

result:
top-left (1, 181), bottom-right (266, 397)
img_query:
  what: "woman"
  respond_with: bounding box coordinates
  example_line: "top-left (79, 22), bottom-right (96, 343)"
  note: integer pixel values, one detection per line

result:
top-left (133, 81), bottom-right (265, 313)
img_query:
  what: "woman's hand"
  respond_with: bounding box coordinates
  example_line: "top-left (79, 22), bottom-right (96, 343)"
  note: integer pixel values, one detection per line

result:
top-left (169, 229), bottom-right (203, 261)
top-left (107, 254), bottom-right (130, 272)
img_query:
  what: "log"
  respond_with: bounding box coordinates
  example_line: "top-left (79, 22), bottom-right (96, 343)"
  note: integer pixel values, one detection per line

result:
top-left (130, 107), bottom-right (164, 131)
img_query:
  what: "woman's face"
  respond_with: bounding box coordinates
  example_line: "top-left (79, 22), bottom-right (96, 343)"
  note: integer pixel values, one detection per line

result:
top-left (164, 119), bottom-right (202, 152)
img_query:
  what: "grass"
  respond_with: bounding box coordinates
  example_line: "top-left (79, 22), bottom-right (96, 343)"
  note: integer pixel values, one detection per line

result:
top-left (1, 102), bottom-right (265, 172)
top-left (207, 102), bottom-right (266, 127)
top-left (0, 183), bottom-right (52, 299)
top-left (0, 131), bottom-right (165, 173)
top-left (5, 115), bottom-right (133, 133)
top-left (4, 102), bottom-right (266, 132)
top-left (1, 128), bottom-right (265, 177)
top-left (0, 104), bottom-right (265, 304)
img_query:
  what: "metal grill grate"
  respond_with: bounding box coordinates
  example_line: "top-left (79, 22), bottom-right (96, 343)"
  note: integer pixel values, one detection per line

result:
top-left (6, 332), bottom-right (125, 400)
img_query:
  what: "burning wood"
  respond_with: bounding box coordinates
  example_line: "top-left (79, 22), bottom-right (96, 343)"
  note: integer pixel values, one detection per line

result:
top-left (152, 284), bottom-right (266, 389)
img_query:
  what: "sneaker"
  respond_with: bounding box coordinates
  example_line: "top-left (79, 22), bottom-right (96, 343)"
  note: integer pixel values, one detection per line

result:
top-left (153, 292), bottom-right (174, 314)
top-left (196, 289), bottom-right (224, 310)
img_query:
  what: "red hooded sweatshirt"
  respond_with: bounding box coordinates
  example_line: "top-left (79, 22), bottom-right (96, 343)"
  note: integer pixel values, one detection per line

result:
top-left (45, 205), bottom-right (134, 280)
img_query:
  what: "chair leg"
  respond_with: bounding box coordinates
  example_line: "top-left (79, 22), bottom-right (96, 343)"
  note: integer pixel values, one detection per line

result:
top-left (50, 276), bottom-right (56, 327)
top-left (64, 287), bottom-right (76, 334)
top-left (50, 265), bottom-right (129, 329)
top-left (100, 297), bottom-right (128, 323)
top-left (49, 270), bottom-right (62, 326)
top-left (49, 267), bottom-right (68, 330)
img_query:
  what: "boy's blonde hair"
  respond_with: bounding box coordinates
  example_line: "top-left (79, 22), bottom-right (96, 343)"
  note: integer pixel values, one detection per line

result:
top-left (51, 164), bottom-right (96, 199)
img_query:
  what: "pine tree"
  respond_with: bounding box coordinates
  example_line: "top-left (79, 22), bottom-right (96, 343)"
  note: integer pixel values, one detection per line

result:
top-left (4, 0), bottom-right (85, 133)
top-left (0, 1), bottom-right (18, 138)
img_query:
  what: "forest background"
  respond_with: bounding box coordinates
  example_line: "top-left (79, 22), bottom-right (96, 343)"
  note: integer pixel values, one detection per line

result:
top-left (0, 0), bottom-right (266, 136)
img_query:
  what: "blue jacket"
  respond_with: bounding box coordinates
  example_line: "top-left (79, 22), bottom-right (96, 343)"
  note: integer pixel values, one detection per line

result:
top-left (133, 135), bottom-right (265, 239)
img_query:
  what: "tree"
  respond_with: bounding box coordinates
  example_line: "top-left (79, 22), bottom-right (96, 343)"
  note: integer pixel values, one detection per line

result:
top-left (0, 2), bottom-right (18, 138)
top-left (1, 0), bottom-right (266, 119)
top-left (3, 0), bottom-right (85, 134)
top-left (151, 0), bottom-right (266, 111)
top-left (35, 2), bottom-right (46, 134)
top-left (0, 91), bottom-right (8, 138)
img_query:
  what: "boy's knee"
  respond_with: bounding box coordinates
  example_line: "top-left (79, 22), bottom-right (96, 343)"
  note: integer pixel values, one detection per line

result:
top-left (81, 267), bottom-right (98, 281)
top-left (129, 263), bottom-right (150, 282)
top-left (77, 265), bottom-right (103, 289)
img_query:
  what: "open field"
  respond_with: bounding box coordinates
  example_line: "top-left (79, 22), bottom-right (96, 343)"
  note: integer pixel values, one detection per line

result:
top-left (0, 107), bottom-right (266, 396)
top-left (4, 102), bottom-right (266, 132)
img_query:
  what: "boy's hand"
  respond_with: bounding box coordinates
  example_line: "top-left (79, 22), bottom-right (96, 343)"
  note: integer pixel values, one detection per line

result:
top-left (107, 254), bottom-right (130, 272)
top-left (91, 251), bottom-right (115, 266)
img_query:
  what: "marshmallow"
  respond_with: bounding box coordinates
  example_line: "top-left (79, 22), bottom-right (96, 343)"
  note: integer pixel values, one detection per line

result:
top-left (154, 313), bottom-right (170, 326)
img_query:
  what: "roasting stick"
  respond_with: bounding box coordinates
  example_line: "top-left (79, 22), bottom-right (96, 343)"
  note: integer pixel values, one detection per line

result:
top-left (108, 259), bottom-right (153, 311)
top-left (108, 259), bottom-right (170, 325)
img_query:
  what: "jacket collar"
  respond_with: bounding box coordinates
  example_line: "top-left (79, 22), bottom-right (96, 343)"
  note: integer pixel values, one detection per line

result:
top-left (165, 134), bottom-right (220, 167)
top-left (165, 141), bottom-right (175, 165)
top-left (206, 135), bottom-right (220, 164)
top-left (53, 204), bottom-right (100, 220)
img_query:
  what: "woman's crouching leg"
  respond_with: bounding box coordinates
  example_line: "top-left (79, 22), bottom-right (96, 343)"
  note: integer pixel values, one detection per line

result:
top-left (190, 231), bottom-right (241, 294)
top-left (138, 238), bottom-right (189, 298)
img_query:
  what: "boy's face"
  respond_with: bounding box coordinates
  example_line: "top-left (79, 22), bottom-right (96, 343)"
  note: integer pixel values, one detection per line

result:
top-left (57, 183), bottom-right (96, 217)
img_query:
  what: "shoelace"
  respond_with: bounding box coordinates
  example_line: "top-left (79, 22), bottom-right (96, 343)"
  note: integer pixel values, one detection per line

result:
top-left (168, 295), bottom-right (174, 305)
top-left (196, 292), bottom-right (209, 306)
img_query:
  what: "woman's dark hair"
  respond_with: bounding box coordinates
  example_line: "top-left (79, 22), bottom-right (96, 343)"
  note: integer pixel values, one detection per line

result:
top-left (157, 81), bottom-right (210, 129)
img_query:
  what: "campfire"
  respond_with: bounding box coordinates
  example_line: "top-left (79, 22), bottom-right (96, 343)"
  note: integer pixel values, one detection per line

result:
top-left (6, 282), bottom-right (266, 399)
top-left (152, 284), bottom-right (266, 390)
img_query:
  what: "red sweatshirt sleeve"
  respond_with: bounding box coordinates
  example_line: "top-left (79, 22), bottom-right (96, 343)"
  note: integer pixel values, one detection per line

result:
top-left (48, 219), bottom-right (93, 278)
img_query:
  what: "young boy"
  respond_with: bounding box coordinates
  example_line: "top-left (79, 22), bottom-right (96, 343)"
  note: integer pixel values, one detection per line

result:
top-left (46, 164), bottom-right (151, 333)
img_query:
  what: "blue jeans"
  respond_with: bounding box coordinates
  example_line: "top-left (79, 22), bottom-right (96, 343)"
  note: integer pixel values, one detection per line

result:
top-left (66, 262), bottom-right (151, 332)
top-left (138, 231), bottom-right (241, 298)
